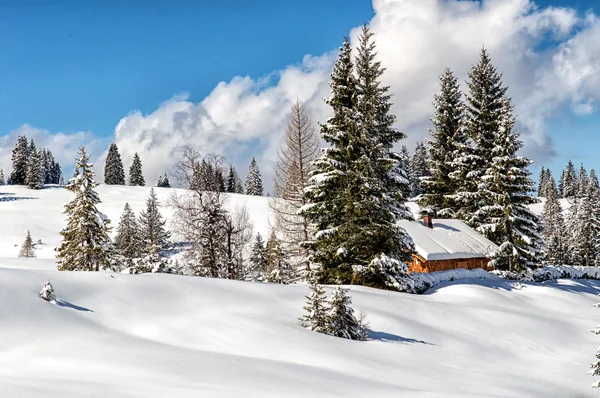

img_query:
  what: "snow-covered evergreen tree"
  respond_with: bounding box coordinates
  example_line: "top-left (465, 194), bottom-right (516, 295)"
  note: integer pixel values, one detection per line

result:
top-left (301, 33), bottom-right (413, 290)
top-left (56, 146), bottom-right (112, 271)
top-left (19, 230), bottom-right (36, 258)
top-left (129, 153), bottom-right (145, 186)
top-left (26, 140), bottom-right (43, 190)
top-left (104, 143), bottom-right (126, 185)
top-left (590, 295), bottom-right (600, 391)
top-left (226, 165), bottom-right (237, 193)
top-left (537, 167), bottom-right (552, 197)
top-left (245, 157), bottom-right (263, 196)
top-left (235, 175), bottom-right (244, 194)
top-left (9, 135), bottom-right (29, 185)
top-left (247, 232), bottom-right (267, 281)
top-left (0, 168), bottom-right (5, 185)
top-left (409, 142), bottom-right (431, 197)
top-left (299, 275), bottom-right (329, 333)
top-left (567, 172), bottom-right (600, 267)
top-left (115, 202), bottom-right (141, 261)
top-left (560, 160), bottom-right (578, 198)
top-left (139, 188), bottom-right (170, 256)
top-left (326, 286), bottom-right (367, 341)
top-left (419, 68), bottom-right (467, 215)
top-left (266, 232), bottom-right (294, 284)
top-left (475, 98), bottom-right (543, 270)
top-left (39, 280), bottom-right (55, 302)
top-left (541, 175), bottom-right (566, 265)
top-left (156, 173), bottom-right (170, 188)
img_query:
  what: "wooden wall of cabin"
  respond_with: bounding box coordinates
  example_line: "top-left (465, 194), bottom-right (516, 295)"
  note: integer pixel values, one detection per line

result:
top-left (408, 256), bottom-right (492, 274)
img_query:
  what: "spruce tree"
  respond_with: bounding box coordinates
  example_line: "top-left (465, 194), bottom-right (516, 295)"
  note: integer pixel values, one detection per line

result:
top-left (452, 48), bottom-right (508, 226)
top-left (409, 142), bottom-right (431, 197)
top-left (299, 276), bottom-right (329, 333)
top-left (326, 286), bottom-right (367, 341)
top-left (19, 230), bottom-right (36, 258)
top-left (161, 173), bottom-right (170, 188)
top-left (138, 188), bottom-right (170, 255)
top-left (419, 68), bottom-right (467, 215)
top-left (129, 153), bottom-right (145, 186)
top-left (568, 173), bottom-right (600, 266)
top-left (0, 168), bottom-right (5, 185)
top-left (235, 175), bottom-right (244, 194)
top-left (266, 232), bottom-right (294, 284)
top-left (115, 202), bottom-right (141, 261)
top-left (245, 157), bottom-right (263, 196)
top-left (26, 140), bottom-right (43, 190)
top-left (104, 143), bottom-right (126, 185)
top-left (301, 34), bottom-right (413, 290)
top-left (226, 165), bottom-right (237, 193)
top-left (560, 160), bottom-right (578, 198)
top-left (541, 175), bottom-right (566, 265)
top-left (56, 146), bottom-right (112, 271)
top-left (537, 167), bottom-right (549, 197)
top-left (9, 135), bottom-right (29, 185)
top-left (247, 233), bottom-right (267, 281)
top-left (475, 98), bottom-right (543, 270)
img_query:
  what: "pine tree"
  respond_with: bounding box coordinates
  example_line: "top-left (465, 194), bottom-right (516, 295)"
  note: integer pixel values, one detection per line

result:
top-left (419, 68), bottom-right (467, 215)
top-left (299, 276), bottom-right (329, 333)
top-left (560, 160), bottom-right (578, 198)
top-left (115, 203), bottom-right (141, 261)
top-left (129, 153), bottom-right (145, 186)
top-left (18, 230), bottom-right (36, 258)
top-left (409, 142), bottom-right (431, 197)
top-left (9, 135), bottom-right (29, 185)
top-left (247, 233), bottom-right (268, 281)
top-left (104, 143), bottom-right (126, 185)
top-left (56, 146), bottom-right (112, 271)
top-left (301, 34), bottom-right (413, 290)
top-left (26, 140), bottom-right (43, 190)
top-left (39, 280), bottom-right (55, 302)
top-left (541, 175), bottom-right (566, 265)
top-left (474, 98), bottom-right (543, 271)
top-left (326, 286), bottom-right (367, 341)
top-left (0, 168), bottom-right (5, 185)
top-left (138, 188), bottom-right (170, 256)
top-left (245, 157), bottom-right (263, 196)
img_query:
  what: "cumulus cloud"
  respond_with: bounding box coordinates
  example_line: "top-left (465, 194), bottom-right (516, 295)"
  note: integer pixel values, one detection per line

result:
top-left (2, 0), bottom-right (600, 189)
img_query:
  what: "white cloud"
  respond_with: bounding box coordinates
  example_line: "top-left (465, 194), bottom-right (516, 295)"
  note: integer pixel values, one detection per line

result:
top-left (2, 0), bottom-right (600, 189)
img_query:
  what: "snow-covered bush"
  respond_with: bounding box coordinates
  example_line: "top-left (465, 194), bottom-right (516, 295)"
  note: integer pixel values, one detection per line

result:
top-left (39, 280), bottom-right (55, 302)
top-left (493, 265), bottom-right (600, 283)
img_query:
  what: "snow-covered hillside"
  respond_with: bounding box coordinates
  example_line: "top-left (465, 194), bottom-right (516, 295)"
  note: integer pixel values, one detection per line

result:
top-left (2, 185), bottom-right (600, 397)
top-left (0, 185), bottom-right (273, 259)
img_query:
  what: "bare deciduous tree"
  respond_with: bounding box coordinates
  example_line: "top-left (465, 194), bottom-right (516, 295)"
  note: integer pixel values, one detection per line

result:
top-left (270, 100), bottom-right (319, 279)
top-left (223, 205), bottom-right (254, 280)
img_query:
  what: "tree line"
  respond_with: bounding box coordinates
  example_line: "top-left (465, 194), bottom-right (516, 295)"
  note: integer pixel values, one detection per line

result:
top-left (4, 135), bottom-right (62, 189)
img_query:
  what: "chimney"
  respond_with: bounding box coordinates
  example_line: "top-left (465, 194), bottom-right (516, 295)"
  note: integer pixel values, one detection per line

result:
top-left (420, 209), bottom-right (434, 229)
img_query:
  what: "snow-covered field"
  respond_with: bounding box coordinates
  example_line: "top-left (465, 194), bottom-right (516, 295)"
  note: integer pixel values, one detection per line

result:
top-left (1, 185), bottom-right (599, 397)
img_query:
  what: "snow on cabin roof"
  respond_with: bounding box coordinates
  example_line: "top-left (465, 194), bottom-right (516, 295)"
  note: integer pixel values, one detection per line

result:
top-left (397, 219), bottom-right (499, 261)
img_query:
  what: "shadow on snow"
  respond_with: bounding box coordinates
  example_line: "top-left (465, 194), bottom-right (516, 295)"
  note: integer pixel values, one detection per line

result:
top-left (55, 300), bottom-right (93, 312)
top-left (368, 330), bottom-right (434, 345)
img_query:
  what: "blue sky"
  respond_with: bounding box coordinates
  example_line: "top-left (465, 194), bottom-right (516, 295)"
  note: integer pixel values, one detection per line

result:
top-left (0, 0), bottom-right (373, 136)
top-left (0, 0), bottom-right (598, 186)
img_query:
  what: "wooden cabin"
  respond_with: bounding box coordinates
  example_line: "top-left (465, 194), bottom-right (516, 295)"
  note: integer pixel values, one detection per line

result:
top-left (398, 210), bottom-right (498, 274)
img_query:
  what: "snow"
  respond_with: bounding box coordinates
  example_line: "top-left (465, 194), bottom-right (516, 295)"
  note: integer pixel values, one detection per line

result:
top-left (1, 185), bottom-right (600, 396)
top-left (398, 218), bottom-right (498, 261)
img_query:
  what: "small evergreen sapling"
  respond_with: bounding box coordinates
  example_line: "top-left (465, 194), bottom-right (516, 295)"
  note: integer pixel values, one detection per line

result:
top-left (39, 279), bottom-right (55, 302)
top-left (266, 232), bottom-right (294, 284)
top-left (19, 230), bottom-right (36, 258)
top-left (299, 275), bottom-right (329, 333)
top-left (327, 286), bottom-right (368, 341)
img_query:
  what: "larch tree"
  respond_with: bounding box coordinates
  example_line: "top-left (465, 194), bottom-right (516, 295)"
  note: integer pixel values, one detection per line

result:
top-left (419, 68), bottom-right (467, 216)
top-left (129, 153), bottom-right (145, 186)
top-left (270, 100), bottom-right (319, 279)
top-left (56, 146), bottom-right (112, 271)
top-left (245, 157), bottom-right (263, 196)
top-left (104, 143), bottom-right (126, 185)
top-left (475, 98), bottom-right (543, 271)
top-left (10, 135), bottom-right (29, 185)
top-left (541, 175), bottom-right (566, 265)
top-left (19, 230), bottom-right (36, 258)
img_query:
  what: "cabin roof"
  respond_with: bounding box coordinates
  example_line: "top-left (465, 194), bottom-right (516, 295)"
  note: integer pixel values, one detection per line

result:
top-left (397, 218), bottom-right (499, 261)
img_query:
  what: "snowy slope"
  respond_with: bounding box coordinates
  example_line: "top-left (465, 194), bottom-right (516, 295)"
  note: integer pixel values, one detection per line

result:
top-left (0, 263), bottom-right (599, 397)
top-left (0, 185), bottom-right (273, 259)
